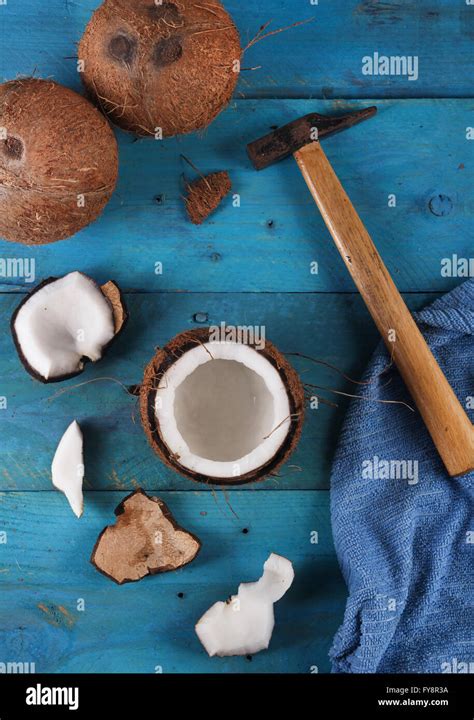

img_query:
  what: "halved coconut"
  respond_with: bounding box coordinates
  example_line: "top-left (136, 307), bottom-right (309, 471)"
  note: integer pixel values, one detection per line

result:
top-left (196, 553), bottom-right (295, 657)
top-left (140, 328), bottom-right (304, 485)
top-left (51, 420), bottom-right (84, 518)
top-left (11, 271), bottom-right (128, 383)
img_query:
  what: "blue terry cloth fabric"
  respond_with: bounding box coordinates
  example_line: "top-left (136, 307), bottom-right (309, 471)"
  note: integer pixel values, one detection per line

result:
top-left (330, 280), bottom-right (474, 674)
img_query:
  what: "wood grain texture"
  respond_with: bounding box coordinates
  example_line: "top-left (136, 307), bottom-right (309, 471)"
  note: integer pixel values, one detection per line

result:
top-left (0, 491), bottom-right (344, 673)
top-left (0, 291), bottom-right (437, 492)
top-left (0, 0), bottom-right (472, 679)
top-left (0, 99), bottom-right (472, 293)
top-left (1, 0), bottom-right (473, 99)
top-left (295, 141), bottom-right (474, 476)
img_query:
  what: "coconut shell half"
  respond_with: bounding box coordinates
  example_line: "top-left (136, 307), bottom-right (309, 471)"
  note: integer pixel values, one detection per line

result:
top-left (140, 328), bottom-right (305, 486)
top-left (91, 488), bottom-right (201, 584)
top-left (79, 0), bottom-right (241, 137)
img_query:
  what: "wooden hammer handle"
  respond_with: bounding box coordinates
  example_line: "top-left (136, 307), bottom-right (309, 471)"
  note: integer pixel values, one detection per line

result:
top-left (295, 141), bottom-right (474, 477)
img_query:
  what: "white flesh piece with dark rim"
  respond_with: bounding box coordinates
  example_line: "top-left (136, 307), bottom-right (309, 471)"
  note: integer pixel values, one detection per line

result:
top-left (154, 342), bottom-right (292, 478)
top-left (13, 272), bottom-right (115, 381)
top-left (196, 553), bottom-right (295, 657)
top-left (51, 420), bottom-right (84, 518)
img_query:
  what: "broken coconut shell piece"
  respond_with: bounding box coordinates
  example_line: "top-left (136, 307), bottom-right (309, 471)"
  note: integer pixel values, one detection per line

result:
top-left (52, 420), bottom-right (84, 518)
top-left (185, 171), bottom-right (232, 225)
top-left (139, 328), bottom-right (305, 486)
top-left (11, 271), bottom-right (128, 383)
top-left (91, 489), bottom-right (201, 584)
top-left (196, 553), bottom-right (295, 657)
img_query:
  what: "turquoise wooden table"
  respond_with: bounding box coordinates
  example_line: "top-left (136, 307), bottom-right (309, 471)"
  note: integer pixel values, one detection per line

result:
top-left (0, 1), bottom-right (473, 673)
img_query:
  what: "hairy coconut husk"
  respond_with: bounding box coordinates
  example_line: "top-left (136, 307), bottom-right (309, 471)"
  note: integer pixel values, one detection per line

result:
top-left (0, 78), bottom-right (118, 245)
top-left (185, 170), bottom-right (231, 224)
top-left (78, 0), bottom-right (241, 137)
top-left (139, 328), bottom-right (305, 486)
top-left (91, 488), bottom-right (201, 584)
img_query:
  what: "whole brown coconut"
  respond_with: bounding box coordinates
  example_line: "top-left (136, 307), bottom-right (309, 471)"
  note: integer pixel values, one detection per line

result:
top-left (140, 328), bottom-right (305, 486)
top-left (0, 78), bottom-right (118, 245)
top-left (78, 0), bottom-right (241, 137)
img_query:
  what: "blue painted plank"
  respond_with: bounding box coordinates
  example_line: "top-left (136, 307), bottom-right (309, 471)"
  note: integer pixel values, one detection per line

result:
top-left (0, 99), bottom-right (472, 293)
top-left (0, 490), bottom-right (344, 673)
top-left (1, 1), bottom-right (473, 98)
top-left (0, 291), bottom-right (438, 492)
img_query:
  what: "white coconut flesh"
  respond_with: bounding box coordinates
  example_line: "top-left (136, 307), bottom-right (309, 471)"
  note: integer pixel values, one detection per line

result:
top-left (13, 272), bottom-right (115, 380)
top-left (154, 342), bottom-right (292, 478)
top-left (51, 420), bottom-right (84, 518)
top-left (196, 553), bottom-right (295, 657)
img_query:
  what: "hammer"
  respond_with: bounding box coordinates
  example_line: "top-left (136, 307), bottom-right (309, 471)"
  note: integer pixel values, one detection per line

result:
top-left (247, 108), bottom-right (474, 477)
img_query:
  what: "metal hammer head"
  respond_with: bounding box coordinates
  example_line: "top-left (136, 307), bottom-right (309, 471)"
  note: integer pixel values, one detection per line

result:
top-left (247, 106), bottom-right (377, 171)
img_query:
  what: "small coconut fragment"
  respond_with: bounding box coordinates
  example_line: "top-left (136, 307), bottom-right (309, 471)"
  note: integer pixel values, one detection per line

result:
top-left (100, 279), bottom-right (128, 334)
top-left (185, 171), bottom-right (232, 225)
top-left (140, 328), bottom-right (304, 486)
top-left (91, 489), bottom-right (201, 584)
top-left (52, 421), bottom-right (84, 518)
top-left (11, 271), bottom-right (128, 383)
top-left (196, 553), bottom-right (294, 657)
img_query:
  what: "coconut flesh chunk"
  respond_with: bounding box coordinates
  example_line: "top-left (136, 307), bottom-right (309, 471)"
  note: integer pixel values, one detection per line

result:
top-left (51, 421), bottom-right (84, 518)
top-left (12, 272), bottom-right (117, 381)
top-left (196, 553), bottom-right (295, 657)
top-left (154, 342), bottom-right (292, 479)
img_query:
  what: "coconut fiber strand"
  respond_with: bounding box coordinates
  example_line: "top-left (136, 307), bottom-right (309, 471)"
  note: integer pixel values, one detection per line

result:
top-left (330, 280), bottom-right (474, 673)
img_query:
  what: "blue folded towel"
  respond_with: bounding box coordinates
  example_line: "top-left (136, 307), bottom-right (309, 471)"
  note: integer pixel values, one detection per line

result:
top-left (330, 280), bottom-right (474, 673)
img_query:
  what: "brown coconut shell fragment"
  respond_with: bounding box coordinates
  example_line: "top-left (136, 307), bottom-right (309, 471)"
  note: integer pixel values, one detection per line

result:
top-left (100, 280), bottom-right (128, 335)
top-left (139, 328), bottom-right (305, 486)
top-left (91, 489), bottom-right (201, 584)
top-left (185, 171), bottom-right (231, 225)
